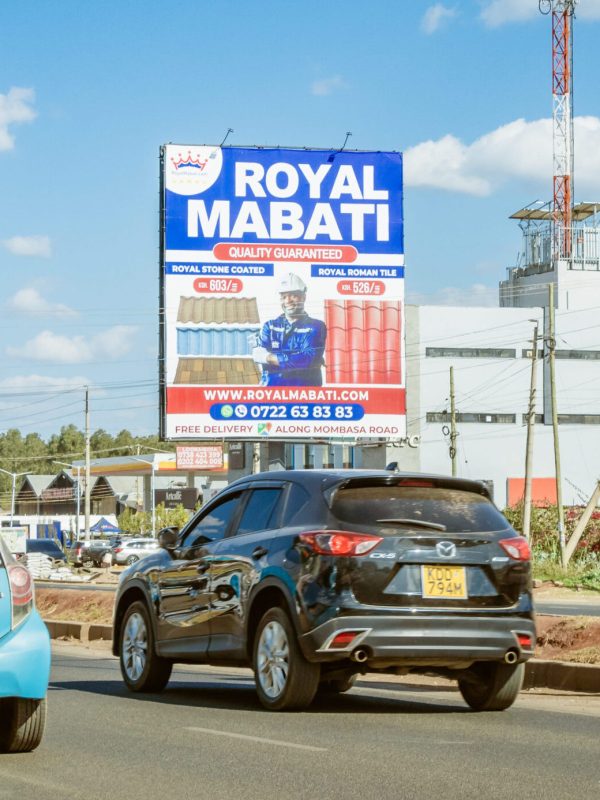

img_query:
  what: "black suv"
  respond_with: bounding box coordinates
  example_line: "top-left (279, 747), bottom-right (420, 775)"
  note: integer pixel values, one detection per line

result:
top-left (69, 538), bottom-right (113, 567)
top-left (113, 470), bottom-right (535, 712)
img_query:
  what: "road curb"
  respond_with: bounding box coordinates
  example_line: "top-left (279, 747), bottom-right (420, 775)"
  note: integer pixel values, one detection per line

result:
top-left (523, 659), bottom-right (600, 693)
top-left (44, 619), bottom-right (600, 692)
top-left (45, 619), bottom-right (113, 645)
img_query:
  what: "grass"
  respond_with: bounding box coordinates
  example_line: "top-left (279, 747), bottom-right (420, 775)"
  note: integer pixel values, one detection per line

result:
top-left (533, 552), bottom-right (600, 591)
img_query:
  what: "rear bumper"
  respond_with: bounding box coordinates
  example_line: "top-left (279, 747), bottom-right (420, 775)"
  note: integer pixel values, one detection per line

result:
top-left (0, 610), bottom-right (51, 699)
top-left (299, 613), bottom-right (536, 667)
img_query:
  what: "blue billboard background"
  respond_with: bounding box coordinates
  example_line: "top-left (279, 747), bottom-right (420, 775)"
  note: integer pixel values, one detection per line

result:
top-left (165, 147), bottom-right (403, 256)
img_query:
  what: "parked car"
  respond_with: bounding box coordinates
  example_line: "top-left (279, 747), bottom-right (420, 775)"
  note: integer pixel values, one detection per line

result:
top-left (24, 538), bottom-right (67, 563)
top-left (113, 470), bottom-right (535, 712)
top-left (0, 536), bottom-right (50, 752)
top-left (69, 538), bottom-right (112, 567)
top-left (112, 538), bottom-right (159, 566)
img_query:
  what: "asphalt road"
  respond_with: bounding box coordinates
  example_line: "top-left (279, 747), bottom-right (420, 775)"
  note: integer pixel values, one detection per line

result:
top-left (0, 643), bottom-right (598, 800)
top-left (535, 599), bottom-right (600, 616)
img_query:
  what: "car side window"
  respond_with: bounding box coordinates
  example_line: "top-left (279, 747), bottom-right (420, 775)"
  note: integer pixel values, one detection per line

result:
top-left (281, 483), bottom-right (312, 525)
top-left (236, 488), bottom-right (283, 535)
top-left (183, 494), bottom-right (242, 548)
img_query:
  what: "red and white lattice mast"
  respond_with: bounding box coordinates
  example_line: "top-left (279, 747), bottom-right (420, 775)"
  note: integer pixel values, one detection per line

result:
top-left (540, 0), bottom-right (577, 260)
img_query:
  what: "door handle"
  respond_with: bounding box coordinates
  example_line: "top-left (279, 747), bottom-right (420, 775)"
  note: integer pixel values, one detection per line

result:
top-left (252, 546), bottom-right (268, 560)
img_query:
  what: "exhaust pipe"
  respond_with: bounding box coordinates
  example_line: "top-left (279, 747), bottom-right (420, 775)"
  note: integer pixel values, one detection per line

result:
top-left (504, 649), bottom-right (519, 664)
top-left (351, 648), bottom-right (369, 663)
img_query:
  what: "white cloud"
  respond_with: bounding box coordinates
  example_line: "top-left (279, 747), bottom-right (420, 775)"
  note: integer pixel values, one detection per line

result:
top-left (6, 325), bottom-right (138, 364)
top-left (422, 4), bottom-right (456, 34)
top-left (404, 115), bottom-right (600, 196)
top-left (8, 288), bottom-right (77, 317)
top-left (406, 283), bottom-right (498, 307)
top-left (2, 235), bottom-right (51, 257)
top-left (480, 0), bottom-right (537, 27)
top-left (311, 75), bottom-right (346, 96)
top-left (0, 87), bottom-right (36, 150)
top-left (480, 0), bottom-right (600, 28)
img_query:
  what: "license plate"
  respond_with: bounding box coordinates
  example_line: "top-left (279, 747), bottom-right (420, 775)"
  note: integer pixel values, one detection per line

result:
top-left (421, 565), bottom-right (467, 599)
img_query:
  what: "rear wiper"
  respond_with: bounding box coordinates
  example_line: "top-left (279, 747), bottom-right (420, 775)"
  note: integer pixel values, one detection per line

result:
top-left (376, 518), bottom-right (447, 532)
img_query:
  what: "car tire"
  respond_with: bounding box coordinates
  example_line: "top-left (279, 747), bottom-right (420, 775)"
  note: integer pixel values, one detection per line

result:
top-left (0, 697), bottom-right (47, 753)
top-left (119, 601), bottom-right (172, 693)
top-left (253, 607), bottom-right (320, 711)
top-left (125, 555), bottom-right (139, 565)
top-left (458, 661), bottom-right (524, 711)
top-left (319, 674), bottom-right (358, 694)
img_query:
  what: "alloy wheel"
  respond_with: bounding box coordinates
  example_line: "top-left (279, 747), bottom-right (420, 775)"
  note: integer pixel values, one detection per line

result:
top-left (122, 612), bottom-right (148, 682)
top-left (257, 620), bottom-right (290, 699)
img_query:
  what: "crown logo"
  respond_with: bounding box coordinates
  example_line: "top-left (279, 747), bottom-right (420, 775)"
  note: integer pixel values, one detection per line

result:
top-left (171, 150), bottom-right (208, 171)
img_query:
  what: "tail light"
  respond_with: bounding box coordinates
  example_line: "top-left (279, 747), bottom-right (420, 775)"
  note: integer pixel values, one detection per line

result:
top-left (499, 537), bottom-right (531, 561)
top-left (8, 564), bottom-right (33, 628)
top-left (113, 547), bottom-right (123, 554)
top-left (299, 531), bottom-right (383, 556)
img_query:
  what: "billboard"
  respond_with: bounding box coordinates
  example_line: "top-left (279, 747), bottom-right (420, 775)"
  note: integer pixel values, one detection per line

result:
top-left (176, 445), bottom-right (224, 470)
top-left (160, 145), bottom-right (405, 441)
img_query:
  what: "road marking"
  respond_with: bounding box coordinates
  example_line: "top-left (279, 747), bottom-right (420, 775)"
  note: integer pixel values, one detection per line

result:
top-left (0, 770), bottom-right (87, 799)
top-left (184, 726), bottom-right (327, 752)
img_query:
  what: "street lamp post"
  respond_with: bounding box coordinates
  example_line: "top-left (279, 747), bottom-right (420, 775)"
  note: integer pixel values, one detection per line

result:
top-left (53, 461), bottom-right (82, 540)
top-left (0, 468), bottom-right (28, 528)
top-left (130, 456), bottom-right (157, 537)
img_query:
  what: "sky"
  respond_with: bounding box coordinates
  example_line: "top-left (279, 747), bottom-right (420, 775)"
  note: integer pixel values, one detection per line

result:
top-left (1, 0), bottom-right (599, 440)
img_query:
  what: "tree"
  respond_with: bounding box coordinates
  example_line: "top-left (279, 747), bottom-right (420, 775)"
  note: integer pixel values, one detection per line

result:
top-left (90, 429), bottom-right (116, 457)
top-left (47, 425), bottom-right (85, 458)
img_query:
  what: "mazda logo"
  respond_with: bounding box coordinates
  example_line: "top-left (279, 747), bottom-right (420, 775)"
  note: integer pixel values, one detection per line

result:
top-left (436, 541), bottom-right (456, 558)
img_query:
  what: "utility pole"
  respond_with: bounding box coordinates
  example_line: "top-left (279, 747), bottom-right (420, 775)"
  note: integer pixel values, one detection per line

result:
top-left (449, 367), bottom-right (458, 477)
top-left (522, 323), bottom-right (539, 539)
top-left (84, 386), bottom-right (91, 540)
top-left (252, 442), bottom-right (261, 474)
top-left (548, 285), bottom-right (566, 565)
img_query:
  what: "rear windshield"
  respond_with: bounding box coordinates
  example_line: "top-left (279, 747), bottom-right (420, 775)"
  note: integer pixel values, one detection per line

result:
top-left (331, 485), bottom-right (510, 533)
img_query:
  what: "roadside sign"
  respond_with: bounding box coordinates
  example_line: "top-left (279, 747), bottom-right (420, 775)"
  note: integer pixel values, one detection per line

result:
top-left (0, 526), bottom-right (27, 555)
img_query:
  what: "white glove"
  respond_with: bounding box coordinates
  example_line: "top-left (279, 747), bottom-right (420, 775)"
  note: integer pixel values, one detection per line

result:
top-left (252, 346), bottom-right (269, 365)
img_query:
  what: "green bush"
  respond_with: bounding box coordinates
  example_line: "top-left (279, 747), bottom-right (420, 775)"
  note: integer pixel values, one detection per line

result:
top-left (503, 501), bottom-right (600, 591)
top-left (117, 503), bottom-right (191, 536)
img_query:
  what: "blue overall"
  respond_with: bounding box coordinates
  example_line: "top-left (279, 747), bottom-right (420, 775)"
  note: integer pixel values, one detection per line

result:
top-left (259, 313), bottom-right (326, 386)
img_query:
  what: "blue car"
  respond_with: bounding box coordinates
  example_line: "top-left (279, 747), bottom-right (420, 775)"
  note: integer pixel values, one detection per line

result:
top-left (0, 536), bottom-right (50, 752)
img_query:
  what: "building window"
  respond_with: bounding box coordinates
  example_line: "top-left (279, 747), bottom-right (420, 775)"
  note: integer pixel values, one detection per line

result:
top-left (521, 349), bottom-right (544, 359)
top-left (521, 414), bottom-right (544, 424)
top-left (426, 347), bottom-right (516, 358)
top-left (554, 350), bottom-right (600, 360)
top-left (427, 412), bottom-right (516, 424)
top-left (521, 414), bottom-right (600, 425)
top-left (558, 414), bottom-right (600, 424)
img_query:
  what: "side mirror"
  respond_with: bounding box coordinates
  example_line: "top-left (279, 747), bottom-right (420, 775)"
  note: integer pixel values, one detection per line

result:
top-left (158, 526), bottom-right (179, 551)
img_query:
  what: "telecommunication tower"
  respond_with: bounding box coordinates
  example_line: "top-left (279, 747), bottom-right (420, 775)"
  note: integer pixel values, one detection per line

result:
top-left (540, 0), bottom-right (577, 260)
top-left (500, 0), bottom-right (600, 310)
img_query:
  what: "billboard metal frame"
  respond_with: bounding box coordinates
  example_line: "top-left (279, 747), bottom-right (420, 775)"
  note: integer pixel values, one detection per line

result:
top-left (159, 144), bottom-right (405, 443)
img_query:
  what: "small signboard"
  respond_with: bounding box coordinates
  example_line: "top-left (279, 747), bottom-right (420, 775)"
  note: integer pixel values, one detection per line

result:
top-left (176, 445), bottom-right (224, 470)
top-left (155, 488), bottom-right (200, 510)
top-left (0, 526), bottom-right (28, 555)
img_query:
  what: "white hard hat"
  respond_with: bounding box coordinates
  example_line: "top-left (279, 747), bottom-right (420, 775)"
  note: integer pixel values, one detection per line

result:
top-left (278, 273), bottom-right (307, 293)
